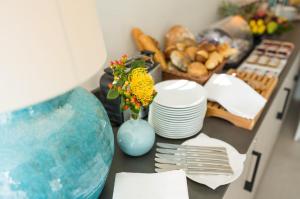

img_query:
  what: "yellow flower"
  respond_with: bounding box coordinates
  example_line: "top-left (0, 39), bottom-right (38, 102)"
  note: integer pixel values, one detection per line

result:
top-left (128, 68), bottom-right (155, 106)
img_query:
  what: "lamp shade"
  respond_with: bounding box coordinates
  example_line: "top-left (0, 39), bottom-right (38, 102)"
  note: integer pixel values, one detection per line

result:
top-left (0, 0), bottom-right (107, 113)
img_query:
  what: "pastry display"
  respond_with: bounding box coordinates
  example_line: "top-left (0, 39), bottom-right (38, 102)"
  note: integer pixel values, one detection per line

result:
top-left (240, 39), bottom-right (294, 77)
top-left (162, 25), bottom-right (237, 84)
top-left (200, 16), bottom-right (253, 66)
top-left (165, 39), bottom-right (234, 73)
top-left (131, 25), bottom-right (236, 84)
top-left (131, 28), bottom-right (168, 70)
top-left (245, 39), bottom-right (294, 68)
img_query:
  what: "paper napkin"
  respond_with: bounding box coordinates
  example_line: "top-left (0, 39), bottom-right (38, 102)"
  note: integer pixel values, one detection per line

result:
top-left (204, 74), bottom-right (267, 119)
top-left (112, 170), bottom-right (189, 199)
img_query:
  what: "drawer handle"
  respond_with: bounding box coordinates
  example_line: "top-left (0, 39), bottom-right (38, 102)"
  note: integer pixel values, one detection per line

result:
top-left (244, 150), bottom-right (262, 192)
top-left (276, 88), bottom-right (291, 120)
top-left (294, 75), bottom-right (298, 82)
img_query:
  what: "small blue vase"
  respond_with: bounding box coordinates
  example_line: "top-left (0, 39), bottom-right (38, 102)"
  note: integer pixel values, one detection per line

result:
top-left (0, 87), bottom-right (114, 199)
top-left (117, 119), bottom-right (155, 156)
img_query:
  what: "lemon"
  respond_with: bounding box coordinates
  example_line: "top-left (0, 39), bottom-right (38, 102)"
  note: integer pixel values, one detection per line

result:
top-left (258, 26), bottom-right (266, 34)
top-left (252, 26), bottom-right (258, 34)
top-left (257, 19), bottom-right (264, 26)
top-left (249, 20), bottom-right (256, 27)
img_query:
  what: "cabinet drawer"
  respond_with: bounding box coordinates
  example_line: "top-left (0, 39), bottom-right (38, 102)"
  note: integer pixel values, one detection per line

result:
top-left (223, 138), bottom-right (257, 199)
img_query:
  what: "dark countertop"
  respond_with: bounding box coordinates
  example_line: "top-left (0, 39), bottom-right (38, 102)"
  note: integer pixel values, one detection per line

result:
top-left (99, 22), bottom-right (300, 199)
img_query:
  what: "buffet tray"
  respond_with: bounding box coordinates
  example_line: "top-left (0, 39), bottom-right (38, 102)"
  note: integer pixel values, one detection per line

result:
top-left (162, 61), bottom-right (225, 85)
top-left (206, 69), bottom-right (278, 130)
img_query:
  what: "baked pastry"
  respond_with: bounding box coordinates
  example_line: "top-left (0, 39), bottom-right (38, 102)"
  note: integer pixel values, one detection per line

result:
top-left (247, 54), bottom-right (259, 64)
top-left (199, 42), bottom-right (216, 52)
top-left (268, 57), bottom-right (280, 68)
top-left (257, 55), bottom-right (270, 65)
top-left (184, 46), bottom-right (198, 61)
top-left (188, 62), bottom-right (208, 77)
top-left (217, 43), bottom-right (237, 58)
top-left (138, 34), bottom-right (168, 70)
top-left (165, 25), bottom-right (195, 48)
top-left (209, 51), bottom-right (223, 64)
top-left (195, 50), bottom-right (209, 63)
top-left (170, 50), bottom-right (189, 72)
top-left (205, 58), bottom-right (218, 70)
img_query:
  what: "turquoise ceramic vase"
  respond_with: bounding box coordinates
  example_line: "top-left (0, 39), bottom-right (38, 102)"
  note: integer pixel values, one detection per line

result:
top-left (117, 118), bottom-right (155, 156)
top-left (0, 87), bottom-right (114, 199)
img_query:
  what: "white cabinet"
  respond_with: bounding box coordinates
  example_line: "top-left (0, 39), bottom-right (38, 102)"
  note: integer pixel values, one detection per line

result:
top-left (224, 53), bottom-right (300, 199)
top-left (223, 138), bottom-right (257, 199)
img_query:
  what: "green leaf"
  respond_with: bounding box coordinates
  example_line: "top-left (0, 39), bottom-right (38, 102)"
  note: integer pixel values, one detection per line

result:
top-left (120, 97), bottom-right (125, 110)
top-left (107, 89), bottom-right (119, 100)
top-left (130, 59), bottom-right (146, 69)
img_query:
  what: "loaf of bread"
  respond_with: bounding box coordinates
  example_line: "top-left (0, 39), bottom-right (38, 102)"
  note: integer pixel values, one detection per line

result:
top-left (165, 25), bottom-right (195, 48)
top-left (137, 33), bottom-right (168, 70)
top-left (132, 27), bottom-right (145, 51)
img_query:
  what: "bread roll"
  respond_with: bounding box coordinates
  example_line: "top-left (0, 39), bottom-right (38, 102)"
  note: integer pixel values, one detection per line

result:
top-left (188, 62), bottom-right (208, 77)
top-left (205, 58), bottom-right (218, 70)
top-left (209, 51), bottom-right (224, 64)
top-left (195, 50), bottom-right (209, 63)
top-left (217, 43), bottom-right (237, 58)
top-left (184, 46), bottom-right (198, 61)
top-left (170, 50), bottom-right (189, 72)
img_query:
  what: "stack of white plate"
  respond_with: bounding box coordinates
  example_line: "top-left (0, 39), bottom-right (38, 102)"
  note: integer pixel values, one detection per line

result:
top-left (149, 80), bottom-right (207, 139)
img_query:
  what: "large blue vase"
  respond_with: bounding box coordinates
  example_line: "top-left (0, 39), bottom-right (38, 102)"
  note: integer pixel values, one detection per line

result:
top-left (0, 87), bottom-right (114, 199)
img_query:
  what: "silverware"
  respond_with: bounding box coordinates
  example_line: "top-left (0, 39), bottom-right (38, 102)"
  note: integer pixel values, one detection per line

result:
top-left (155, 158), bottom-right (231, 168)
top-left (155, 168), bottom-right (233, 175)
top-left (155, 163), bottom-right (233, 175)
top-left (156, 148), bottom-right (228, 160)
top-left (155, 153), bottom-right (229, 164)
top-left (157, 142), bottom-right (227, 152)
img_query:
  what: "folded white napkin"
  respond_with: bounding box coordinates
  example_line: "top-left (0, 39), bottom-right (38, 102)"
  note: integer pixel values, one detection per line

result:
top-left (204, 74), bottom-right (266, 119)
top-left (112, 170), bottom-right (189, 199)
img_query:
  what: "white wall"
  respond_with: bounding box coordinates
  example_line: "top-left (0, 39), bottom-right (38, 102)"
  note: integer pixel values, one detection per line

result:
top-left (82, 0), bottom-right (222, 90)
